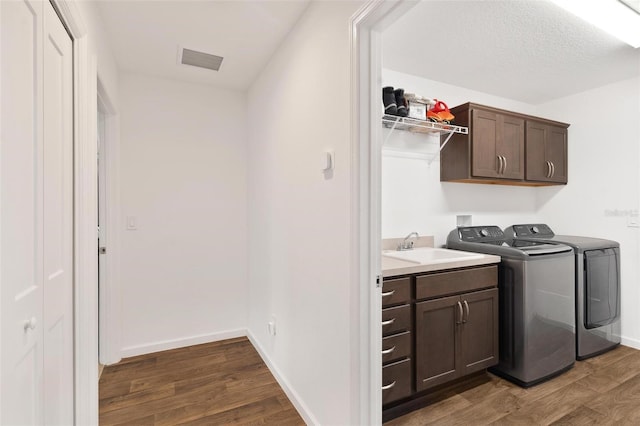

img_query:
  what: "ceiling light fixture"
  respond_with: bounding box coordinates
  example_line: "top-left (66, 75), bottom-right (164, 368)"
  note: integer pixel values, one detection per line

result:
top-left (549, 0), bottom-right (640, 48)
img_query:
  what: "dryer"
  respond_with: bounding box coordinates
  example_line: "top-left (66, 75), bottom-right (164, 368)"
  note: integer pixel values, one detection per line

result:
top-left (505, 224), bottom-right (621, 360)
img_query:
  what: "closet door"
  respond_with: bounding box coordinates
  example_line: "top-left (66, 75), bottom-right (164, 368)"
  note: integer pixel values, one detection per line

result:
top-left (42, 1), bottom-right (74, 424)
top-left (1, 1), bottom-right (45, 424)
top-left (1, 1), bottom-right (74, 424)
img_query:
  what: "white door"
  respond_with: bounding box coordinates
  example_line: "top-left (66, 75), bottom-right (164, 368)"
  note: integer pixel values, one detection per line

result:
top-left (1, 0), bottom-right (74, 424)
top-left (1, 0), bottom-right (45, 424)
top-left (42, 1), bottom-right (74, 424)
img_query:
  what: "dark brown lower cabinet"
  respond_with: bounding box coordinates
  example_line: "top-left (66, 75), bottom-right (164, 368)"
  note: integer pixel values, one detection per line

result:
top-left (382, 358), bottom-right (412, 405)
top-left (415, 295), bottom-right (460, 391)
top-left (383, 265), bottom-right (499, 421)
top-left (415, 289), bottom-right (498, 392)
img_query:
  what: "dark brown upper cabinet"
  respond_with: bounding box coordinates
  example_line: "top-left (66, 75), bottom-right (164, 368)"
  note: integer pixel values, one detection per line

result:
top-left (470, 109), bottom-right (524, 180)
top-left (441, 102), bottom-right (569, 186)
top-left (526, 121), bottom-right (568, 184)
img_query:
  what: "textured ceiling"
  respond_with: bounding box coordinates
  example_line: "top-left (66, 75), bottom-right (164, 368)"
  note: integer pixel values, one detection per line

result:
top-left (97, 0), bottom-right (310, 90)
top-left (383, 0), bottom-right (640, 104)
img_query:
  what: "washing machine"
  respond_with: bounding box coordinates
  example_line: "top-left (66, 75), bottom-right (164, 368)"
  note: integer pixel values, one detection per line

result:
top-left (505, 224), bottom-right (621, 360)
top-left (447, 226), bottom-right (576, 387)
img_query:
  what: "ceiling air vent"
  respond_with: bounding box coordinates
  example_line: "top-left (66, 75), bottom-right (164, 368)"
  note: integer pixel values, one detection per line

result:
top-left (179, 47), bottom-right (223, 71)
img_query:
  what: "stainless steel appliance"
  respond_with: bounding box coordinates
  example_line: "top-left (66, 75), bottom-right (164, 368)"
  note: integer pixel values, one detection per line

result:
top-left (505, 224), bottom-right (621, 359)
top-left (447, 226), bottom-right (575, 387)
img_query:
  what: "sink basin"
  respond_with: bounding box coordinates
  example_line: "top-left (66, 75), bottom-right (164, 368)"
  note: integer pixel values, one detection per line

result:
top-left (382, 247), bottom-right (484, 265)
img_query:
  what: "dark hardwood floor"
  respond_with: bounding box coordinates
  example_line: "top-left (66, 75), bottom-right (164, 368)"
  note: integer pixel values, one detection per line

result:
top-left (101, 339), bottom-right (640, 425)
top-left (386, 344), bottom-right (640, 425)
top-left (99, 337), bottom-right (304, 425)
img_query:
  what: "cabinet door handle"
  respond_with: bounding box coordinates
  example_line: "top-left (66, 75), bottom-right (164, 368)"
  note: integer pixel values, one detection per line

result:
top-left (381, 290), bottom-right (395, 298)
top-left (382, 381), bottom-right (396, 391)
top-left (456, 301), bottom-right (463, 324)
top-left (496, 155), bottom-right (503, 174)
top-left (381, 346), bottom-right (396, 355)
top-left (381, 318), bottom-right (395, 326)
top-left (546, 161), bottom-right (551, 178)
top-left (463, 300), bottom-right (469, 323)
top-left (550, 161), bottom-right (555, 178)
top-left (502, 156), bottom-right (507, 174)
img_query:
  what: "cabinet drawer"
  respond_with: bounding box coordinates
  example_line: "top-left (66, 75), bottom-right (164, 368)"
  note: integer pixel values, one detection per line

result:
top-left (382, 358), bottom-right (412, 405)
top-left (382, 304), bottom-right (411, 337)
top-left (416, 265), bottom-right (497, 300)
top-left (382, 277), bottom-right (411, 308)
top-left (382, 331), bottom-right (411, 365)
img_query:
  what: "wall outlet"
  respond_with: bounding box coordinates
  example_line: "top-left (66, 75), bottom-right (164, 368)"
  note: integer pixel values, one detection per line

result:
top-left (456, 215), bottom-right (472, 227)
top-left (628, 214), bottom-right (639, 228)
top-left (267, 316), bottom-right (277, 336)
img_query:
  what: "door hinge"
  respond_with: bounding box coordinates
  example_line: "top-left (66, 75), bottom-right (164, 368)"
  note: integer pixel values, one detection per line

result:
top-left (376, 274), bottom-right (382, 288)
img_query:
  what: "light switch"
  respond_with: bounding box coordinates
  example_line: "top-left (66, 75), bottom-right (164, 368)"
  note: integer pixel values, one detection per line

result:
top-left (321, 151), bottom-right (334, 171)
top-left (126, 216), bottom-right (137, 230)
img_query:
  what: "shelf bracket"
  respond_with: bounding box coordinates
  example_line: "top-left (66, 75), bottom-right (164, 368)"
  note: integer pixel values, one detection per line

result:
top-left (383, 117), bottom-right (400, 146)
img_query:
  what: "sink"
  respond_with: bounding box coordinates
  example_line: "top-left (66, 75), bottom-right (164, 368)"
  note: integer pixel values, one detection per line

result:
top-left (382, 247), bottom-right (484, 265)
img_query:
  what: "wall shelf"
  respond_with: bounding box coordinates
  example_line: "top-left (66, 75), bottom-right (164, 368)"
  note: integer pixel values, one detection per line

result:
top-left (382, 115), bottom-right (469, 164)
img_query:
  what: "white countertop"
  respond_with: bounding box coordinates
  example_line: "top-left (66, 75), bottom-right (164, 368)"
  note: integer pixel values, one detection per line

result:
top-left (381, 247), bottom-right (500, 277)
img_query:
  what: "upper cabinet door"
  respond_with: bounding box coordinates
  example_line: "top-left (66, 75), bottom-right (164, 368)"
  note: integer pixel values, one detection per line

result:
top-left (499, 115), bottom-right (525, 180)
top-left (525, 121), bottom-right (548, 181)
top-left (546, 126), bottom-right (567, 183)
top-left (471, 109), bottom-right (500, 178)
top-left (526, 121), bottom-right (568, 184)
top-left (471, 109), bottom-right (524, 180)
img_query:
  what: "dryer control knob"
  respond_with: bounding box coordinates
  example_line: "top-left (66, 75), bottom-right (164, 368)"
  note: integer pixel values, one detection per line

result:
top-left (480, 228), bottom-right (490, 237)
top-left (531, 226), bottom-right (540, 234)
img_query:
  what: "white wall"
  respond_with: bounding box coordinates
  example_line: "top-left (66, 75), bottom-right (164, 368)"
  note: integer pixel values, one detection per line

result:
top-left (246, 2), bottom-right (364, 425)
top-left (118, 72), bottom-right (247, 356)
top-left (76, 0), bottom-right (119, 105)
top-left (536, 76), bottom-right (640, 349)
top-left (381, 69), bottom-right (542, 246)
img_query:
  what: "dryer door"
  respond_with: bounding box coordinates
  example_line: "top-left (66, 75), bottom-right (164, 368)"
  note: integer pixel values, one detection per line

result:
top-left (584, 248), bottom-right (620, 329)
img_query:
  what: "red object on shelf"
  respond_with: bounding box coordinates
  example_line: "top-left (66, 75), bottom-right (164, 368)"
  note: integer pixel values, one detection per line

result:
top-left (427, 99), bottom-right (455, 123)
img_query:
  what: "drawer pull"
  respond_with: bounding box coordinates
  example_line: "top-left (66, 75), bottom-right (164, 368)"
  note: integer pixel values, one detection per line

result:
top-left (382, 381), bottom-right (396, 391)
top-left (381, 318), bottom-right (395, 326)
top-left (381, 346), bottom-right (396, 355)
top-left (381, 290), bottom-right (395, 298)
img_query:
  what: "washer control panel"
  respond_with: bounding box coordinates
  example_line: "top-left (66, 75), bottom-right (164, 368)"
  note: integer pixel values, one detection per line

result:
top-left (458, 226), bottom-right (504, 242)
top-left (511, 224), bottom-right (554, 238)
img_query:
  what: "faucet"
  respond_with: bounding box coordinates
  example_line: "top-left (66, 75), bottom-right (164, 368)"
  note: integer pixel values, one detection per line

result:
top-left (398, 232), bottom-right (419, 251)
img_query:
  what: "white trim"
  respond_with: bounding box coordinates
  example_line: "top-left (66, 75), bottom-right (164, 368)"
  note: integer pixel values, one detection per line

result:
top-left (246, 331), bottom-right (318, 426)
top-left (50, 1), bottom-right (98, 424)
top-left (96, 79), bottom-right (122, 366)
top-left (51, 0), bottom-right (86, 37)
top-left (622, 336), bottom-right (640, 350)
top-left (120, 329), bottom-right (247, 358)
top-left (72, 41), bottom-right (98, 426)
top-left (349, 2), bottom-right (419, 424)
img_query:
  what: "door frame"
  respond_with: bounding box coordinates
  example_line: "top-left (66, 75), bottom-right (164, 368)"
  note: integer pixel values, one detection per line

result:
top-left (349, 1), bottom-right (417, 423)
top-left (49, 1), bottom-right (99, 424)
top-left (97, 79), bottom-right (122, 366)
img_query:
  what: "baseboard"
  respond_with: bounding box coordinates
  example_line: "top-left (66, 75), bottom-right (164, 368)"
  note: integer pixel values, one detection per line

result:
top-left (119, 328), bottom-right (247, 358)
top-left (247, 331), bottom-right (318, 426)
top-left (622, 335), bottom-right (640, 350)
